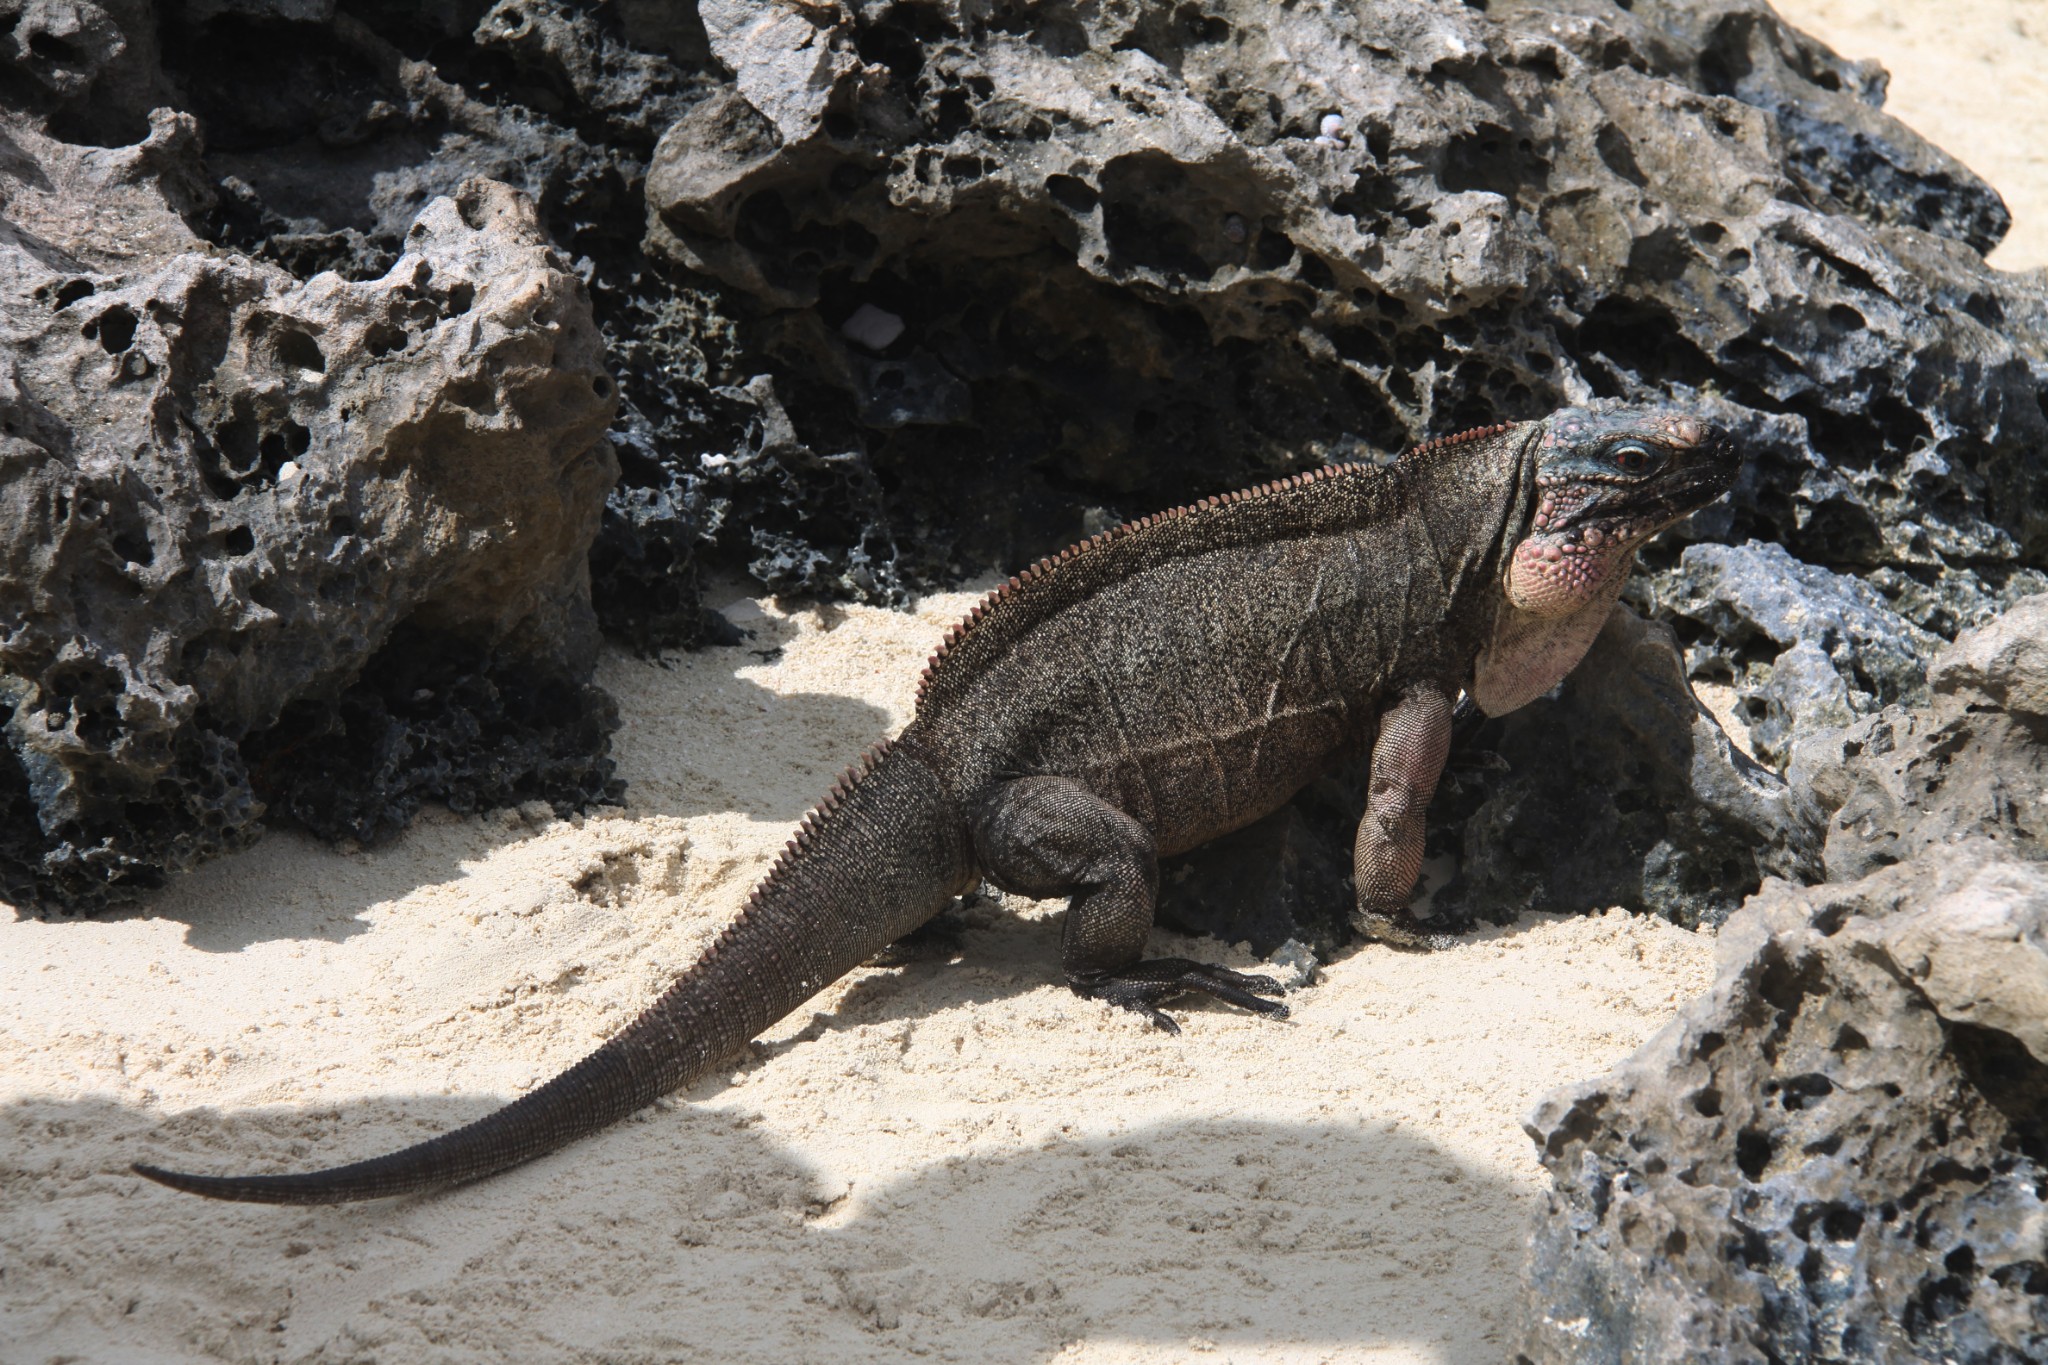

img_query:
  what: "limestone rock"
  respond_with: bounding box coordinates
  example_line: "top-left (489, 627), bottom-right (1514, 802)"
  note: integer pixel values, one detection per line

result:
top-left (1642, 539), bottom-right (1942, 764)
top-left (1519, 841), bottom-right (2048, 1365)
top-left (0, 110), bottom-right (618, 908)
top-left (1931, 592), bottom-right (2048, 721)
top-left (638, 0), bottom-right (2048, 646)
top-left (1520, 592), bottom-right (2048, 1363)
top-left (1877, 857), bottom-right (2048, 1067)
top-left (1789, 593), bottom-right (2047, 884)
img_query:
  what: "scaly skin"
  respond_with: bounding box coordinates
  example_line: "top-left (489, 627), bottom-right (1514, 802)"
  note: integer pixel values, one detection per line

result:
top-left (134, 402), bottom-right (1739, 1203)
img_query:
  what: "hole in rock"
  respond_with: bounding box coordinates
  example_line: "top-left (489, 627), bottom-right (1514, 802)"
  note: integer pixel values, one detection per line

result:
top-left (1827, 303), bottom-right (1867, 332)
top-left (1823, 1205), bottom-right (1864, 1242)
top-left (110, 527), bottom-right (154, 566)
top-left (273, 329), bottom-right (325, 374)
top-left (856, 21), bottom-right (925, 83)
top-left (1779, 1072), bottom-right (1835, 1111)
top-left (28, 31), bottom-right (82, 66)
top-left (1992, 1262), bottom-right (2048, 1296)
top-left (1444, 123), bottom-right (1551, 197)
top-left (366, 323), bottom-right (408, 357)
top-left (932, 87), bottom-right (973, 139)
top-left (1045, 174), bottom-right (1098, 214)
top-left (224, 526), bottom-right (255, 556)
top-left (90, 306), bottom-right (139, 354)
top-left (1735, 1127), bottom-right (1775, 1180)
top-left (1950, 1022), bottom-right (2048, 1167)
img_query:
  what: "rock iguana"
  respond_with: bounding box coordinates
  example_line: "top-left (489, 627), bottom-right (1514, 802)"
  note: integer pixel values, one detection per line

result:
top-left (136, 402), bottom-right (1738, 1203)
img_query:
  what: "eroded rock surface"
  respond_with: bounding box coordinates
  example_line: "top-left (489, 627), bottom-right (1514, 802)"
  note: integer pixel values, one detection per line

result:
top-left (1427, 604), bottom-right (1819, 933)
top-left (1521, 844), bottom-right (2048, 1364)
top-left (1520, 597), bottom-right (2048, 1364)
top-left (1790, 593), bottom-right (2047, 884)
top-left (0, 112), bottom-right (618, 907)
top-left (1640, 539), bottom-right (1942, 764)
top-left (642, 0), bottom-right (2048, 645)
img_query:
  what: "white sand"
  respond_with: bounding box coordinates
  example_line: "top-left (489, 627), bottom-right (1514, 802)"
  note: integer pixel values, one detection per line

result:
top-left (1774, 0), bottom-right (2047, 272)
top-left (3, 6), bottom-right (2035, 1360)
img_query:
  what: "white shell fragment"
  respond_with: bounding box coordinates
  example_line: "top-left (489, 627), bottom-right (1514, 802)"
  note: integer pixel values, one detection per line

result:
top-left (1319, 112), bottom-right (1345, 140)
top-left (841, 303), bottom-right (906, 351)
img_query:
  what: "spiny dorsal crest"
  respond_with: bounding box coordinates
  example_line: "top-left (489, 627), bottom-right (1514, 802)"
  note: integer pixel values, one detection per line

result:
top-left (912, 422), bottom-right (1519, 708)
top-left (690, 737), bottom-right (896, 970)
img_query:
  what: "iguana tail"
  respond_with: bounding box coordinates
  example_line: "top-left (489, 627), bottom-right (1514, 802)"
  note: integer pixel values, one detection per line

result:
top-left (134, 739), bottom-right (973, 1204)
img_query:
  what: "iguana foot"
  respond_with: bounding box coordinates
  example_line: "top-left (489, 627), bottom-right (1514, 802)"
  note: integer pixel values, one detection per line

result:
top-left (1352, 908), bottom-right (1459, 952)
top-left (1071, 959), bottom-right (1290, 1035)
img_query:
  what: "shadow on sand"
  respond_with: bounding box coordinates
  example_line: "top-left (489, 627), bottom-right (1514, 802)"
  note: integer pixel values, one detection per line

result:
top-left (3, 1090), bottom-right (1533, 1364)
top-left (7, 614), bottom-right (895, 952)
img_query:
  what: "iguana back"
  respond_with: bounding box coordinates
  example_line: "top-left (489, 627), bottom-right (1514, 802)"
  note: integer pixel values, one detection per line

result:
top-left (908, 422), bottom-right (1532, 854)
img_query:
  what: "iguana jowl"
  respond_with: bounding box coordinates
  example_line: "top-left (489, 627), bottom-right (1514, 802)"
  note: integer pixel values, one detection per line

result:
top-left (136, 403), bottom-right (1739, 1203)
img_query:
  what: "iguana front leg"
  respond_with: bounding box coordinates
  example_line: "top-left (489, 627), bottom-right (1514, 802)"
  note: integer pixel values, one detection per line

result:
top-left (972, 775), bottom-right (1289, 1033)
top-left (1352, 685), bottom-right (1456, 950)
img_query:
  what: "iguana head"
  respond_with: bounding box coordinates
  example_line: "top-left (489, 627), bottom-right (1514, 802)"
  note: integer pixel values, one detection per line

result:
top-left (1509, 404), bottom-right (1739, 617)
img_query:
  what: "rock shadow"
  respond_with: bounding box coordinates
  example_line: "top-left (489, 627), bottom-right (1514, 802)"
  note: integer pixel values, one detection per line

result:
top-left (3, 611), bottom-right (897, 950)
top-left (6, 1092), bottom-right (1535, 1364)
top-left (597, 609), bottom-right (899, 824)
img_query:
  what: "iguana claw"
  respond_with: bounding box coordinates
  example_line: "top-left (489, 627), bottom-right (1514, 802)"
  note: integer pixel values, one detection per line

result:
top-left (1071, 958), bottom-right (1290, 1035)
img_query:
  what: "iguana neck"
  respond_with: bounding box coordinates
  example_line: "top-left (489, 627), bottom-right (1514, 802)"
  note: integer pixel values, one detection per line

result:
top-left (1468, 560), bottom-right (1632, 716)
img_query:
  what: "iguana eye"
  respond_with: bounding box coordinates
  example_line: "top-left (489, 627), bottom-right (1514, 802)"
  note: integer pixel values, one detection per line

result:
top-left (1612, 443), bottom-right (1656, 474)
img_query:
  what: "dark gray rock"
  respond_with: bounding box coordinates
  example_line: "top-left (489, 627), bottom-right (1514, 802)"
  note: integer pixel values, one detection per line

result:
top-left (1789, 593), bottom-right (2048, 885)
top-left (1519, 594), bottom-right (2048, 1364)
top-left (0, 107), bottom-right (618, 908)
top-left (1641, 538), bottom-right (1943, 764)
top-left (639, 0), bottom-right (2048, 645)
top-left (1425, 605), bottom-right (1819, 933)
top-left (1519, 842), bottom-right (2048, 1365)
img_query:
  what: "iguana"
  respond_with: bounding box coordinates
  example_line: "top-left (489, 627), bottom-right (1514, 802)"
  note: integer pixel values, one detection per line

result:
top-left (136, 402), bottom-right (1738, 1203)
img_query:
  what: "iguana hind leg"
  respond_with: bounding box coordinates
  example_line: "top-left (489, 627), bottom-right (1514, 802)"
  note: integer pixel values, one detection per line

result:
top-left (1352, 685), bottom-right (1457, 951)
top-left (971, 775), bottom-right (1288, 1034)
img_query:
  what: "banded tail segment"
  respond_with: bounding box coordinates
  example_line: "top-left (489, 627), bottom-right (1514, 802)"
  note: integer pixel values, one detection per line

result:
top-left (134, 741), bottom-right (975, 1204)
